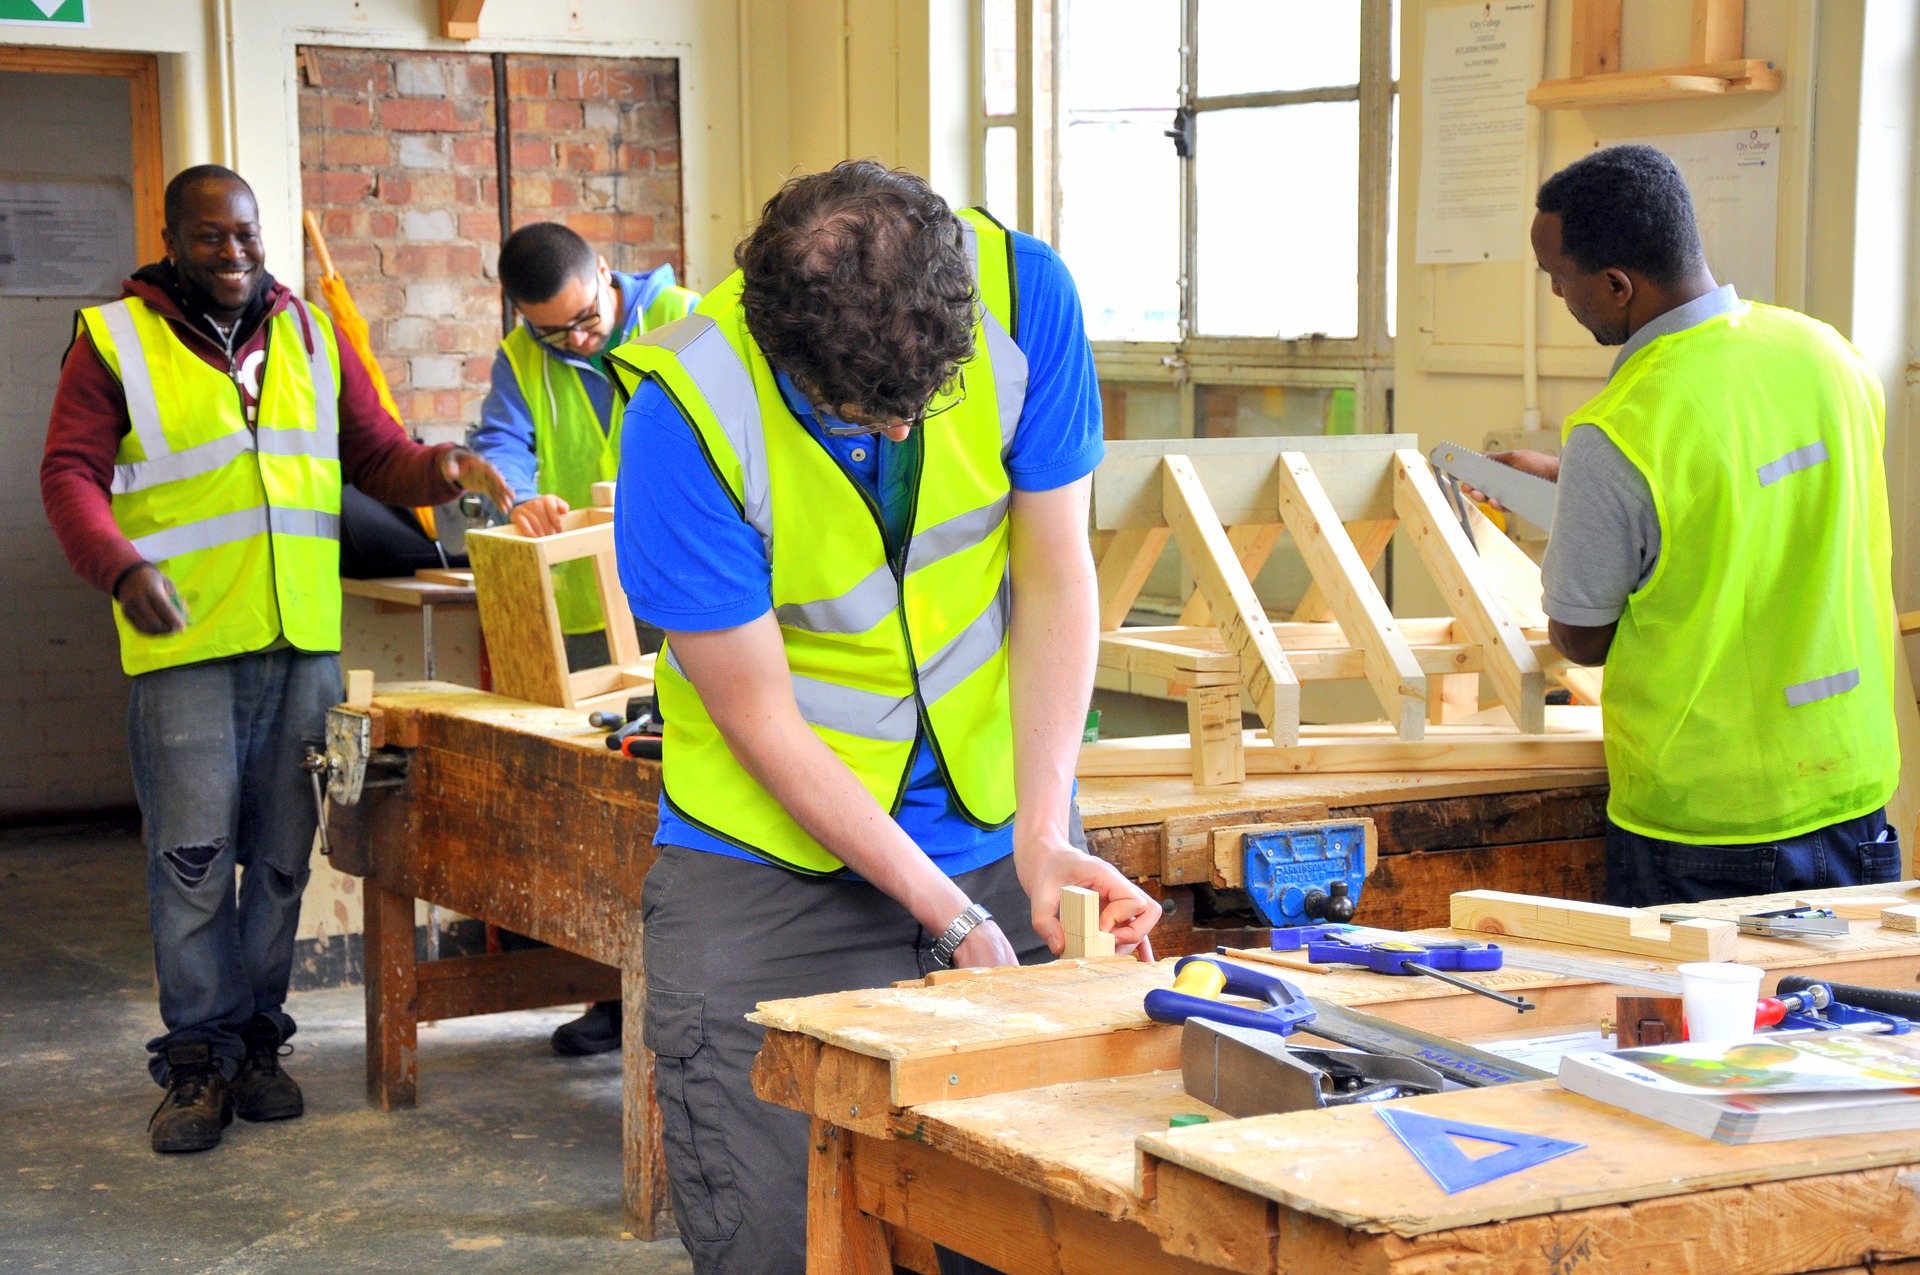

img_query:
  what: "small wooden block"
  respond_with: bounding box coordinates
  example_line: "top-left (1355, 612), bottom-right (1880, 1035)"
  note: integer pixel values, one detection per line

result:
top-left (1059, 885), bottom-right (1100, 938)
top-left (591, 480), bottom-right (617, 508)
top-left (1079, 931), bottom-right (1116, 958)
top-left (1799, 895), bottom-right (1910, 921)
top-left (345, 668), bottom-right (374, 708)
top-left (1879, 904), bottom-right (1920, 932)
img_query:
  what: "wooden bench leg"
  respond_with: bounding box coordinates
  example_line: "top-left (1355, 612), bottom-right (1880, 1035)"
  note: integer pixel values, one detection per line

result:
top-left (623, 965), bottom-right (674, 1239)
top-left (363, 879), bottom-right (418, 1110)
top-left (807, 1119), bottom-right (892, 1274)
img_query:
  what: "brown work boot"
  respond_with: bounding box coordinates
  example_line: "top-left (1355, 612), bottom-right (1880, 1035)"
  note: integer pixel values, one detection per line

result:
top-left (148, 1043), bottom-right (232, 1153)
top-left (232, 1015), bottom-right (304, 1122)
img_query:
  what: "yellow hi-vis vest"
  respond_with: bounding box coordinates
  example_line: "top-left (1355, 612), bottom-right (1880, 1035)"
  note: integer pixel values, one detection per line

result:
top-left (605, 208), bottom-right (1027, 874)
top-left (501, 281), bottom-right (701, 635)
top-left (81, 296), bottom-right (344, 676)
top-left (1568, 301), bottom-right (1900, 842)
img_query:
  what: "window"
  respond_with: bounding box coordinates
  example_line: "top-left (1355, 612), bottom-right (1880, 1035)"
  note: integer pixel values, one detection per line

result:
top-left (975, 1), bottom-right (1398, 613)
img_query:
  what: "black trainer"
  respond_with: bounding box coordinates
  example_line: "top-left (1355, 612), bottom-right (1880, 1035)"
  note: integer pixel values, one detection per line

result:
top-left (149, 1043), bottom-right (232, 1154)
top-left (232, 1015), bottom-right (304, 1122)
top-left (551, 1000), bottom-right (622, 1056)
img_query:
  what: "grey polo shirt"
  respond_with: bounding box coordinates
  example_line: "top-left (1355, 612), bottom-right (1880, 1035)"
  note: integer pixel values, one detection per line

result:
top-left (1539, 285), bottom-right (1743, 627)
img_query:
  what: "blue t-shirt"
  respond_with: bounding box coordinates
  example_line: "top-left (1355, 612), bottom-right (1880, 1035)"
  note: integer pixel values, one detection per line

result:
top-left (615, 230), bottom-right (1102, 875)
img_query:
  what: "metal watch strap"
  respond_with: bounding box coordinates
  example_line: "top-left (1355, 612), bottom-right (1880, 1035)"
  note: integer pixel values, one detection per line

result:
top-left (931, 902), bottom-right (993, 967)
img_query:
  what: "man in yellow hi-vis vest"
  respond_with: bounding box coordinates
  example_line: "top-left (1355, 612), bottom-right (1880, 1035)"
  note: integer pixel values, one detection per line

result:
top-left (609, 162), bottom-right (1161, 1273)
top-left (40, 166), bottom-right (512, 1155)
top-left (1478, 145), bottom-right (1901, 908)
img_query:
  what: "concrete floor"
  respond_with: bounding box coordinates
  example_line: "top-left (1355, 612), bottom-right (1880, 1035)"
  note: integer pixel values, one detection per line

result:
top-left (0, 823), bottom-right (693, 1274)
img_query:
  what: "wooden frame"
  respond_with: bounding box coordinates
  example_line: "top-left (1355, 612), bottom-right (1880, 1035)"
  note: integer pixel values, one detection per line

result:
top-left (0, 46), bottom-right (165, 265)
top-left (1529, 0), bottom-right (1780, 111)
top-left (1088, 437), bottom-right (1590, 785)
top-left (464, 494), bottom-right (654, 716)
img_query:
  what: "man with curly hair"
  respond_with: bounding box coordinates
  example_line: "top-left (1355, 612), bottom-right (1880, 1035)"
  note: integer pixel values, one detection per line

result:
top-left (608, 160), bottom-right (1161, 1273)
top-left (1482, 144), bottom-right (1900, 908)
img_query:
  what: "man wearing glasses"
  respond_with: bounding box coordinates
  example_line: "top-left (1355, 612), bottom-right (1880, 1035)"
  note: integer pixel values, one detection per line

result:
top-left (471, 221), bottom-right (698, 670)
top-left (607, 161), bottom-right (1161, 1273)
top-left (470, 222), bottom-right (697, 1059)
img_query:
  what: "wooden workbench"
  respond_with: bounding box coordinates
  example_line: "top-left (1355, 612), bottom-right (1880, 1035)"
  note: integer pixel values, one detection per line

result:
top-left (325, 682), bottom-right (1610, 1241)
top-left (752, 882), bottom-right (1920, 1274)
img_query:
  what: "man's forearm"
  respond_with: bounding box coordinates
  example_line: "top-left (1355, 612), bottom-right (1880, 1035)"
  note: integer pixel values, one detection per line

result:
top-left (1007, 481), bottom-right (1099, 849)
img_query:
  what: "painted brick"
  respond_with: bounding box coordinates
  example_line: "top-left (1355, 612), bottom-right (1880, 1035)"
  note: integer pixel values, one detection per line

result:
top-left (401, 209), bottom-right (457, 241)
top-left (396, 134), bottom-right (451, 170)
top-left (583, 101), bottom-right (620, 134)
top-left (404, 281), bottom-right (463, 315)
top-left (394, 57), bottom-right (451, 98)
top-left (384, 317), bottom-right (436, 353)
top-left (409, 355), bottom-right (465, 390)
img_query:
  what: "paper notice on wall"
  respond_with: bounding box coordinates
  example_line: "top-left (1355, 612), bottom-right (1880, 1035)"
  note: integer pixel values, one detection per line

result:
top-left (1414, 1), bottom-right (1542, 265)
top-left (0, 175), bottom-right (132, 297)
top-left (1599, 129), bottom-right (1780, 303)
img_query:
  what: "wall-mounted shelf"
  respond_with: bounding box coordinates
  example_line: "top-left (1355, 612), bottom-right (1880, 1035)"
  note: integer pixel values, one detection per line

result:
top-left (1528, 0), bottom-right (1780, 112)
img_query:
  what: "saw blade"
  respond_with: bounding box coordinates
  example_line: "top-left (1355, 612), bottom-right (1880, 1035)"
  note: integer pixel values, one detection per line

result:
top-left (1428, 441), bottom-right (1560, 533)
top-left (1300, 998), bottom-right (1550, 1087)
top-left (1497, 950), bottom-right (1684, 996)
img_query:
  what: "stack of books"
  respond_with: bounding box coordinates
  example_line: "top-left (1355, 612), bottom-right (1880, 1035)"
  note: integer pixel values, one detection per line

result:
top-left (1557, 1030), bottom-right (1920, 1144)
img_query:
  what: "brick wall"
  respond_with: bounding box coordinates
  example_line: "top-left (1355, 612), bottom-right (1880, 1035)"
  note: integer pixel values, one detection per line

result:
top-left (298, 48), bottom-right (683, 449)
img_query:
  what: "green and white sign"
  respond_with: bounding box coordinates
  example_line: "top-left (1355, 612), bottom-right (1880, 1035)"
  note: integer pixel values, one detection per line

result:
top-left (0, 0), bottom-right (87, 27)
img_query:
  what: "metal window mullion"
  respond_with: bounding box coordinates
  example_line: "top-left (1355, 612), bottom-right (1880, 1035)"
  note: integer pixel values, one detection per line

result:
top-left (1179, 0), bottom-right (1198, 346)
top-left (971, 0), bottom-right (987, 204)
top-left (1357, 0), bottom-right (1393, 365)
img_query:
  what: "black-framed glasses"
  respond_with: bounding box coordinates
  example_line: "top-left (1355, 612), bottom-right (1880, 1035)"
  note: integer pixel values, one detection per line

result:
top-left (528, 280), bottom-right (611, 349)
top-left (822, 370), bottom-right (969, 437)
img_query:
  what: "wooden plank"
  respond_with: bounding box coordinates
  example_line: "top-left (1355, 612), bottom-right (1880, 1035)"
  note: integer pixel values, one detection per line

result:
top-left (1570, 0), bottom-right (1623, 76)
top-left (753, 1029), bottom-right (898, 1136)
top-left (1880, 904), bottom-right (1920, 932)
top-left (362, 878), bottom-right (418, 1110)
top-left (1274, 451), bottom-right (1426, 738)
top-left (1451, 889), bottom-right (1738, 961)
top-left (594, 544), bottom-right (644, 666)
top-left (1162, 455), bottom-right (1300, 741)
top-left (1427, 671), bottom-right (1480, 724)
top-left (1099, 633), bottom-right (1240, 686)
top-left (1093, 435), bottom-right (1402, 531)
top-left (344, 667), bottom-right (375, 709)
top-left (1150, 1161), bottom-right (1280, 1275)
top-left (1162, 802), bottom-right (1334, 888)
top-left (440, 0), bottom-right (486, 39)
top-left (1078, 721), bottom-right (1605, 780)
top-left (808, 1120), bottom-right (893, 1275)
top-left (1179, 524), bottom-right (1284, 627)
top-left (1528, 61), bottom-right (1779, 110)
top-left (1393, 452), bottom-right (1545, 732)
top-left (1186, 684), bottom-right (1245, 787)
top-left (1290, 519), bottom-right (1394, 624)
top-left (850, 1131), bottom-right (1222, 1275)
top-left (1096, 527), bottom-right (1171, 629)
top-left (1691, 0), bottom-right (1746, 64)
top-left (1357, 839), bottom-right (1606, 931)
top-left (1890, 607), bottom-right (1920, 875)
top-left (1798, 895), bottom-right (1911, 921)
top-left (891, 1023), bottom-right (1179, 1107)
top-left (1136, 1079), bottom-right (1920, 1241)
top-left (1211, 817), bottom-right (1378, 890)
top-left (465, 527), bottom-right (572, 708)
top-left (410, 947), bottom-right (620, 1022)
top-left (621, 965), bottom-right (670, 1239)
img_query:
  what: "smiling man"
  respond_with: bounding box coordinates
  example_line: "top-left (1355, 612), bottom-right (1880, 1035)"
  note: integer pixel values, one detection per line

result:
top-left (40, 165), bottom-right (512, 1154)
top-left (1483, 145), bottom-right (1901, 907)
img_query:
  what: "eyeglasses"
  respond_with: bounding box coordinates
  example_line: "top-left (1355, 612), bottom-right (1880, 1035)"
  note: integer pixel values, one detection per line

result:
top-left (822, 370), bottom-right (969, 437)
top-left (528, 280), bottom-right (610, 349)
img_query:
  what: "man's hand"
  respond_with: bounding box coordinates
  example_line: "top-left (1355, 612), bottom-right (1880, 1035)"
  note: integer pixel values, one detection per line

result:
top-left (115, 563), bottom-right (187, 635)
top-left (441, 446), bottom-right (516, 514)
top-left (510, 493), bottom-right (570, 537)
top-left (1459, 449), bottom-right (1562, 509)
top-left (1018, 834), bottom-right (1162, 963)
top-left (951, 918), bottom-right (1021, 969)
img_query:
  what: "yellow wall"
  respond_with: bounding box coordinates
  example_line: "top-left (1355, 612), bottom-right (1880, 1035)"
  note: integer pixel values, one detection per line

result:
top-left (1395, 0), bottom-right (1916, 614)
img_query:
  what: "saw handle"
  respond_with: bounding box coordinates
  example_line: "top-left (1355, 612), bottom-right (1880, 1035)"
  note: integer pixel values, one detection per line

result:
top-left (1144, 956), bottom-right (1317, 1038)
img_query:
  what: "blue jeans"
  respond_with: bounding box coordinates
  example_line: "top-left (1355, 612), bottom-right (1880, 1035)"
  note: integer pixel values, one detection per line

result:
top-left (128, 649), bottom-right (342, 1084)
top-left (1603, 807), bottom-right (1900, 908)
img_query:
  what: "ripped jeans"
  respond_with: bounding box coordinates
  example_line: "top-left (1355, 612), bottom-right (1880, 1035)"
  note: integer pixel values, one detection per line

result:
top-left (128, 650), bottom-right (342, 1084)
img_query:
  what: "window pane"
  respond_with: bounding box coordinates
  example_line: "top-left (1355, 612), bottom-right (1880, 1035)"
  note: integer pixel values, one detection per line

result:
top-left (984, 0), bottom-right (1017, 117)
top-left (1196, 102), bottom-right (1358, 338)
top-left (1064, 0), bottom-right (1179, 111)
top-left (1196, 383), bottom-right (1350, 437)
top-left (1059, 115), bottom-right (1181, 341)
top-left (1199, 0), bottom-right (1360, 96)
top-left (984, 125), bottom-right (1018, 224)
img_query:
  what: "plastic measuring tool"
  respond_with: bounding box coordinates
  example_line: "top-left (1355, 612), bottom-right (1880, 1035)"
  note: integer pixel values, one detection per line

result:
top-left (1376, 1107), bottom-right (1585, 1194)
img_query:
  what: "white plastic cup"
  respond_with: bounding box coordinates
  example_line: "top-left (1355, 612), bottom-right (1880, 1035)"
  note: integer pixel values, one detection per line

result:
top-left (1677, 961), bottom-right (1766, 1044)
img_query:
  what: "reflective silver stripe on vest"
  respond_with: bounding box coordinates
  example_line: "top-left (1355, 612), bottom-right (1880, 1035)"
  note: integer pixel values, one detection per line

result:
top-left (906, 493), bottom-right (1009, 575)
top-left (956, 217), bottom-right (1028, 453)
top-left (776, 564), bottom-right (898, 635)
top-left (1784, 668), bottom-right (1860, 708)
top-left (1758, 441), bottom-right (1829, 487)
top-left (111, 431), bottom-right (253, 494)
top-left (289, 298), bottom-right (340, 434)
top-left (126, 506), bottom-right (340, 562)
top-left (643, 314), bottom-right (773, 550)
top-left (255, 427), bottom-right (340, 461)
top-left (661, 644), bottom-right (918, 743)
top-left (99, 300), bottom-right (171, 461)
top-left (918, 573), bottom-right (1011, 704)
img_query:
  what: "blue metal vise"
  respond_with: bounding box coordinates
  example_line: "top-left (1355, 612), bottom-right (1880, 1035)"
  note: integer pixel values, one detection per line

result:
top-left (1241, 822), bottom-right (1370, 928)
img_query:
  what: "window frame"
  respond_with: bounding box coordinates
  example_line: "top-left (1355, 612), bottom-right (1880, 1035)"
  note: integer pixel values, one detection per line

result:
top-left (975, 0), bottom-right (1399, 436)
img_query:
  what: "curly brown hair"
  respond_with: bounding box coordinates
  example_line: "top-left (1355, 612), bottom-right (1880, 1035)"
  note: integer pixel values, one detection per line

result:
top-left (736, 161), bottom-right (976, 427)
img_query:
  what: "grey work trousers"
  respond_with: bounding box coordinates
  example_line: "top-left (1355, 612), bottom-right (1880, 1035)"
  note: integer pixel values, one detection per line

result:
top-left (641, 835), bottom-right (1070, 1275)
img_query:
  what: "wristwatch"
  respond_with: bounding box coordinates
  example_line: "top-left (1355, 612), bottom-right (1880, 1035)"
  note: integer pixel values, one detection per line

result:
top-left (931, 902), bottom-right (994, 967)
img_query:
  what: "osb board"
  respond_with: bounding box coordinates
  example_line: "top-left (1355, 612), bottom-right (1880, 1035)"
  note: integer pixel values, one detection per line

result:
top-left (1075, 769), bottom-right (1608, 831)
top-left (895, 1070), bottom-right (1210, 1225)
top-left (1135, 1080), bottom-right (1920, 1239)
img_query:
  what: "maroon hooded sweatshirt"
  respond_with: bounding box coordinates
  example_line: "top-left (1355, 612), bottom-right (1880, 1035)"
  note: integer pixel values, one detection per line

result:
top-left (41, 263), bottom-right (462, 600)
